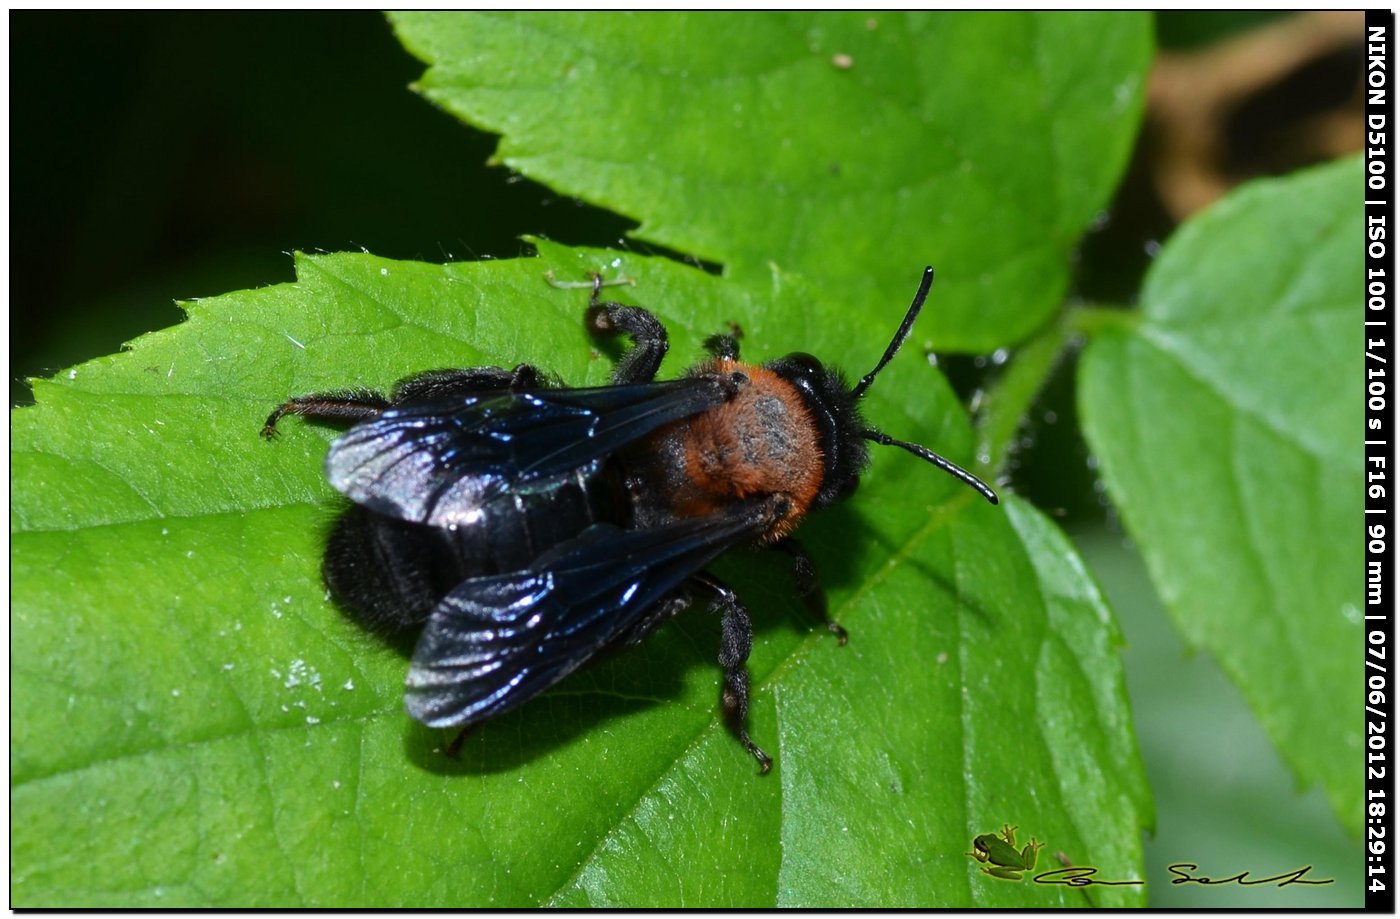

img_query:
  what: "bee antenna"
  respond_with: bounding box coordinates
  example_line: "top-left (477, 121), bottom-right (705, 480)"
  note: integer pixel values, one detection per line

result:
top-left (863, 429), bottom-right (1000, 505)
top-left (851, 266), bottom-right (934, 402)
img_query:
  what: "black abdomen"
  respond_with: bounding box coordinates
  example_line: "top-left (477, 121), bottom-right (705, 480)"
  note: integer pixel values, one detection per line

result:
top-left (324, 462), bottom-right (626, 635)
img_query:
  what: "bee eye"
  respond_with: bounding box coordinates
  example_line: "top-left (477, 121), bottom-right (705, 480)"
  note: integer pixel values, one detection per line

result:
top-left (781, 352), bottom-right (825, 375)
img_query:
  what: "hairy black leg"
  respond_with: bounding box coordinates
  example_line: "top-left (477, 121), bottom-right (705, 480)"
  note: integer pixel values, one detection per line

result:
top-left (265, 364), bottom-right (549, 439)
top-left (390, 363), bottom-right (544, 402)
top-left (580, 274), bottom-right (669, 384)
top-left (702, 322), bottom-right (744, 361)
top-left (610, 594), bottom-right (693, 649)
top-left (691, 572), bottom-right (772, 774)
top-left (772, 537), bottom-right (848, 645)
top-left (261, 390), bottom-right (390, 438)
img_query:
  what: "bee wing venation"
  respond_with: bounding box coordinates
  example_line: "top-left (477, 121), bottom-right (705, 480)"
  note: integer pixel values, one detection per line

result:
top-left (404, 501), bottom-right (776, 728)
top-left (326, 378), bottom-right (726, 525)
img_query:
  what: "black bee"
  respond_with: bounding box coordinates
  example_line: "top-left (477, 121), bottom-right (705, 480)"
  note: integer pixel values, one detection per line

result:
top-left (262, 267), bottom-right (998, 772)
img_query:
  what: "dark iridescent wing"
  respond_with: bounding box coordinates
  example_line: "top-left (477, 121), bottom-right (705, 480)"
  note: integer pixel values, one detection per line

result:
top-left (325, 378), bottom-right (727, 526)
top-left (403, 500), bottom-right (778, 727)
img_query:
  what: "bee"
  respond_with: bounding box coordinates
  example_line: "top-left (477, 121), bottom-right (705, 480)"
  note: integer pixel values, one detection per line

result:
top-left (262, 267), bottom-right (998, 772)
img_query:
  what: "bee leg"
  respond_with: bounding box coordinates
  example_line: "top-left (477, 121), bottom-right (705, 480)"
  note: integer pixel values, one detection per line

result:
top-left (772, 537), bottom-right (848, 645)
top-left (268, 365), bottom-right (552, 438)
top-left (390, 364), bottom-right (545, 402)
top-left (261, 389), bottom-right (390, 438)
top-left (691, 572), bottom-right (773, 774)
top-left (701, 322), bottom-right (743, 361)
top-left (443, 723), bottom-right (480, 759)
top-left (584, 274), bottom-right (669, 384)
top-left (611, 594), bottom-right (693, 648)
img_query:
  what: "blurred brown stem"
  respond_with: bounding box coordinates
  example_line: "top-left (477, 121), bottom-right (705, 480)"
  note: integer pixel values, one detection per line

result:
top-left (1149, 11), bottom-right (1364, 219)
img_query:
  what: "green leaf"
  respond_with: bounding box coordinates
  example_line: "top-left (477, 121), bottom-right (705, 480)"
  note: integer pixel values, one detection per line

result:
top-left (389, 11), bottom-right (1152, 351)
top-left (13, 243), bottom-right (1147, 906)
top-left (1079, 156), bottom-right (1363, 834)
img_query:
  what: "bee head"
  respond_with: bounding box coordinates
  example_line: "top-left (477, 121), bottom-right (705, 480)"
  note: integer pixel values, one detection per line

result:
top-left (763, 351), bottom-right (870, 510)
top-left (766, 267), bottom-right (999, 511)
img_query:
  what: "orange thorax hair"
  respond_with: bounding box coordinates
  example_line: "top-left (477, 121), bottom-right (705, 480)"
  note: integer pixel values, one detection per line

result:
top-left (663, 358), bottom-right (824, 539)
